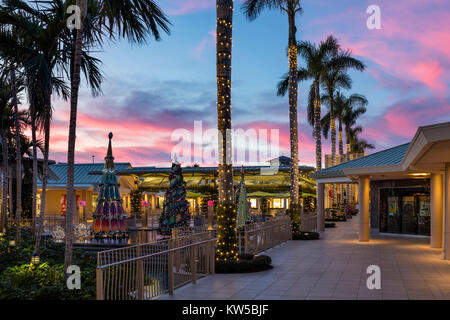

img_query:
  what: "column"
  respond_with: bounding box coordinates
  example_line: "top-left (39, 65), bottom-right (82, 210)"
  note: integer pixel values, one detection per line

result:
top-left (359, 176), bottom-right (370, 242)
top-left (443, 164), bottom-right (450, 260)
top-left (317, 183), bottom-right (325, 231)
top-left (430, 174), bottom-right (443, 248)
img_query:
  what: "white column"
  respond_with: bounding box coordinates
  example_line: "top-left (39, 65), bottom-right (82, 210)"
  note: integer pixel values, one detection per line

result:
top-left (359, 176), bottom-right (370, 242)
top-left (443, 164), bottom-right (450, 260)
top-left (430, 174), bottom-right (443, 248)
top-left (317, 183), bottom-right (325, 231)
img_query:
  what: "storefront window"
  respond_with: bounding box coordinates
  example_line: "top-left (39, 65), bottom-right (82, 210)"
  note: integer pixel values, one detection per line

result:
top-left (379, 187), bottom-right (430, 236)
top-left (272, 198), bottom-right (284, 209)
top-left (250, 198), bottom-right (257, 208)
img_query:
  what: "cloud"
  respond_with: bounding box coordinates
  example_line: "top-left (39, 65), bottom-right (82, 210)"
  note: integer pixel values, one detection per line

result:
top-left (361, 96), bottom-right (450, 150)
top-left (192, 29), bottom-right (216, 59)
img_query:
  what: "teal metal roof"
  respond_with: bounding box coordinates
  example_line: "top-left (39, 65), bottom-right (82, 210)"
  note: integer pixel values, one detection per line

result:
top-left (38, 163), bottom-right (131, 186)
top-left (311, 143), bottom-right (411, 179)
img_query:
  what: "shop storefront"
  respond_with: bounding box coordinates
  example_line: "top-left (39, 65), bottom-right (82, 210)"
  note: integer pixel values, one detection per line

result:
top-left (379, 186), bottom-right (430, 235)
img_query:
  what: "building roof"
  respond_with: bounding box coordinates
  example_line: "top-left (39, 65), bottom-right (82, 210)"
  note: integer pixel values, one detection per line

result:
top-left (311, 143), bottom-right (411, 179)
top-left (38, 163), bottom-right (132, 186)
top-left (113, 164), bottom-right (315, 176)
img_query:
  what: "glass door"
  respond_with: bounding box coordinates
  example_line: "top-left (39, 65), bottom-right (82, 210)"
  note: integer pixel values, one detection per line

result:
top-left (387, 196), bottom-right (401, 233)
top-left (418, 196), bottom-right (430, 235)
top-left (402, 196), bottom-right (416, 234)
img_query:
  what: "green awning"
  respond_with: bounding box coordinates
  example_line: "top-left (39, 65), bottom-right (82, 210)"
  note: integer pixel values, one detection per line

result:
top-left (247, 191), bottom-right (289, 198)
top-left (186, 192), bottom-right (207, 198)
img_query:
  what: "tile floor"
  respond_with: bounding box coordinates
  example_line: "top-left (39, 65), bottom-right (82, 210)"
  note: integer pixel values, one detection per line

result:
top-left (157, 217), bottom-right (450, 300)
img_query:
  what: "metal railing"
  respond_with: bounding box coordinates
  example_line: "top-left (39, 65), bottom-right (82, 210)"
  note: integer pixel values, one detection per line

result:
top-left (97, 231), bottom-right (215, 268)
top-left (236, 216), bottom-right (292, 255)
top-left (96, 237), bottom-right (216, 300)
top-left (300, 212), bottom-right (317, 232)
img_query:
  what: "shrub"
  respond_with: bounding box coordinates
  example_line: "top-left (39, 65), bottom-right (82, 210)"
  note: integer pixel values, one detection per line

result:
top-left (292, 231), bottom-right (320, 240)
top-left (325, 223), bottom-right (336, 228)
top-left (0, 228), bottom-right (96, 300)
top-left (215, 254), bottom-right (272, 273)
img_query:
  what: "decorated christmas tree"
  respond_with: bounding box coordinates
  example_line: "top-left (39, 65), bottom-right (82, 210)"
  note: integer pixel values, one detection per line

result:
top-left (158, 160), bottom-right (191, 235)
top-left (236, 166), bottom-right (250, 228)
top-left (93, 133), bottom-right (128, 240)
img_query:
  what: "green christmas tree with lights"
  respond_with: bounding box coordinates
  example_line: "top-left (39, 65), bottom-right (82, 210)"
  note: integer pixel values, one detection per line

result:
top-left (158, 161), bottom-right (191, 235)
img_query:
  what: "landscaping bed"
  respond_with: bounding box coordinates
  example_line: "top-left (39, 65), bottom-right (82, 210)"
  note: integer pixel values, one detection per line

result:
top-left (0, 228), bottom-right (96, 300)
top-left (215, 254), bottom-right (273, 273)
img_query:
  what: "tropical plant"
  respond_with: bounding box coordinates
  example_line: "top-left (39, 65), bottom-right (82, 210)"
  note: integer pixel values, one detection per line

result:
top-left (278, 36), bottom-right (365, 173)
top-left (242, 0), bottom-right (303, 206)
top-left (63, 0), bottom-right (170, 275)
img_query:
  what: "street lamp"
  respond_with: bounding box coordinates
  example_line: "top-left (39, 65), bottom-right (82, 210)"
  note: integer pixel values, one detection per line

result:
top-left (9, 239), bottom-right (15, 247)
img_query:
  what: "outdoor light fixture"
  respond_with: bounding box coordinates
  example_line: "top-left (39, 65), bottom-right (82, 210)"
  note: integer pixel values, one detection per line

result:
top-left (31, 253), bottom-right (40, 265)
top-left (9, 240), bottom-right (15, 247)
top-left (410, 173), bottom-right (429, 177)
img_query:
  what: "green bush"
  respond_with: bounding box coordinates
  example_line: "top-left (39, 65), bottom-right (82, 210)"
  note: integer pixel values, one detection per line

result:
top-left (325, 223), bottom-right (336, 228)
top-left (0, 228), bottom-right (96, 300)
top-left (292, 231), bottom-right (320, 240)
top-left (215, 254), bottom-right (272, 273)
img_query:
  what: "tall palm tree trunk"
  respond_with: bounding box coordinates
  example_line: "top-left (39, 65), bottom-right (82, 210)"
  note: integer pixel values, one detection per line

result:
top-left (33, 108), bottom-right (50, 256)
top-left (31, 109), bottom-right (38, 238)
top-left (216, 0), bottom-right (234, 205)
top-left (330, 97), bottom-right (336, 207)
top-left (1, 131), bottom-right (7, 232)
top-left (345, 135), bottom-right (351, 205)
top-left (287, 12), bottom-right (299, 206)
top-left (313, 81), bottom-right (322, 171)
top-left (11, 68), bottom-right (21, 243)
top-left (64, 0), bottom-right (85, 277)
top-left (338, 118), bottom-right (345, 207)
top-left (216, 0), bottom-right (236, 261)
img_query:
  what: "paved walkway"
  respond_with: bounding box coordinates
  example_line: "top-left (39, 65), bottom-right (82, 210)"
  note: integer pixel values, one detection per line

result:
top-left (158, 217), bottom-right (450, 300)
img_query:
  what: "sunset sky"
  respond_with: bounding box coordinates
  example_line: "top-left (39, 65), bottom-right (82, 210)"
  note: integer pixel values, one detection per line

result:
top-left (45, 0), bottom-right (450, 168)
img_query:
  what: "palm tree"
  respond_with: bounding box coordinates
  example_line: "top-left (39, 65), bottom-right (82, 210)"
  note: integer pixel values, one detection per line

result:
top-left (342, 97), bottom-right (371, 205)
top-left (0, 1), bottom-right (100, 257)
top-left (277, 36), bottom-right (339, 173)
top-left (323, 92), bottom-right (368, 204)
top-left (320, 70), bottom-right (351, 206)
top-left (242, 0), bottom-right (303, 206)
top-left (63, 0), bottom-right (170, 274)
top-left (215, 0), bottom-right (236, 261)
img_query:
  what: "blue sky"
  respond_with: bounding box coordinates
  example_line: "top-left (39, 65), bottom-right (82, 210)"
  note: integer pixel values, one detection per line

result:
top-left (48, 0), bottom-right (450, 167)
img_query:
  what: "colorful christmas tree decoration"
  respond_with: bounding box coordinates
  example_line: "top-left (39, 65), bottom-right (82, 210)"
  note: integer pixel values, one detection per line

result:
top-left (158, 161), bottom-right (191, 235)
top-left (236, 166), bottom-right (250, 228)
top-left (93, 132), bottom-right (128, 240)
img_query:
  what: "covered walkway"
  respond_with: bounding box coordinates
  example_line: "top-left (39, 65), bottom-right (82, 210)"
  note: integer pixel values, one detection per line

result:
top-left (158, 217), bottom-right (450, 300)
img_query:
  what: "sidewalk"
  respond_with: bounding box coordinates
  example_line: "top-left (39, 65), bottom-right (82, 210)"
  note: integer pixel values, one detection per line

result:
top-left (157, 217), bottom-right (450, 300)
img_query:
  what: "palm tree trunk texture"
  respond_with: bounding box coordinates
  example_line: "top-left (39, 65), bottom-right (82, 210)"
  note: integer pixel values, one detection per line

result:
top-left (338, 119), bottom-right (345, 206)
top-left (11, 68), bottom-right (22, 243)
top-left (1, 132), bottom-right (7, 232)
top-left (31, 110), bottom-right (38, 238)
top-left (65, 0), bottom-right (85, 277)
top-left (8, 167), bottom-right (13, 227)
top-left (313, 81), bottom-right (322, 171)
top-left (330, 115), bottom-right (336, 206)
top-left (33, 106), bottom-right (50, 256)
top-left (346, 140), bottom-right (351, 205)
top-left (288, 12), bottom-right (299, 206)
top-left (216, 0), bottom-right (234, 205)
